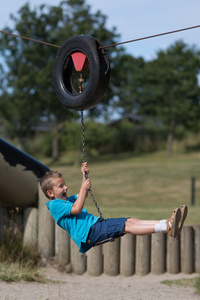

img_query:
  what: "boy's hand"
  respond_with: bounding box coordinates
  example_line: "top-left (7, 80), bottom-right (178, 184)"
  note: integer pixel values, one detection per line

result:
top-left (71, 178), bottom-right (91, 215)
top-left (81, 162), bottom-right (90, 176)
top-left (83, 178), bottom-right (91, 190)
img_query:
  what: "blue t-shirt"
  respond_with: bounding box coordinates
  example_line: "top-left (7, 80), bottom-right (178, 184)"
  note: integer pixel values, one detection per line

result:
top-left (46, 195), bottom-right (99, 253)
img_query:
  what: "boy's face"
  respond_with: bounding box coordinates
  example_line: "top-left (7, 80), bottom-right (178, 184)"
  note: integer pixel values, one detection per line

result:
top-left (47, 177), bottom-right (68, 200)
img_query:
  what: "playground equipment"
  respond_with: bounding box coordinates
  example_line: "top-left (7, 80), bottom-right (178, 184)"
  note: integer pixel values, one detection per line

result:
top-left (0, 138), bottom-right (49, 207)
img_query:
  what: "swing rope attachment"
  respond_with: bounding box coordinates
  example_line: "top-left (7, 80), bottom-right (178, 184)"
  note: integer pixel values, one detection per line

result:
top-left (80, 110), bottom-right (104, 220)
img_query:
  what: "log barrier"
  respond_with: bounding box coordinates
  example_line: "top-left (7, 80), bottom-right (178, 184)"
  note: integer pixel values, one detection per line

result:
top-left (1, 139), bottom-right (197, 276)
top-left (0, 201), bottom-right (200, 276)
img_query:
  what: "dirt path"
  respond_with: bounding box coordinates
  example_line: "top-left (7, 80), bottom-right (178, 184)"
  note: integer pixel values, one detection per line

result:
top-left (0, 266), bottom-right (199, 300)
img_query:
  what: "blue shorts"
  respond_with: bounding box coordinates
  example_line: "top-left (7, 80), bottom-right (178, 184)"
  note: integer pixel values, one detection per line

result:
top-left (87, 217), bottom-right (127, 246)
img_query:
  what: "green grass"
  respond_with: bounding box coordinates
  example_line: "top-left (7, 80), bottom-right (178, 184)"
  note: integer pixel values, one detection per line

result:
top-left (0, 230), bottom-right (45, 283)
top-left (161, 276), bottom-right (200, 294)
top-left (43, 150), bottom-right (200, 224)
top-left (0, 263), bottom-right (45, 283)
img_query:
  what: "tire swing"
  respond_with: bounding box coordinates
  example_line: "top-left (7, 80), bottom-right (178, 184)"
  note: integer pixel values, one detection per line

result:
top-left (52, 35), bottom-right (110, 111)
top-left (53, 36), bottom-right (112, 239)
top-left (53, 36), bottom-right (115, 245)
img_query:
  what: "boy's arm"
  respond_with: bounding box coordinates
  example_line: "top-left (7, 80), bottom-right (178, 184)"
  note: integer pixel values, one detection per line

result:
top-left (70, 162), bottom-right (91, 215)
top-left (80, 162), bottom-right (90, 197)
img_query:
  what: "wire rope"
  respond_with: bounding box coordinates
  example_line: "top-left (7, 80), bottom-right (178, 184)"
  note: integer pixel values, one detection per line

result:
top-left (0, 25), bottom-right (200, 50)
top-left (0, 30), bottom-right (60, 48)
top-left (99, 25), bottom-right (200, 49)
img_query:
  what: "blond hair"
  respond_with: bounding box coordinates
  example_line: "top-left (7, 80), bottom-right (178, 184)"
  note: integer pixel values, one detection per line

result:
top-left (40, 170), bottom-right (62, 199)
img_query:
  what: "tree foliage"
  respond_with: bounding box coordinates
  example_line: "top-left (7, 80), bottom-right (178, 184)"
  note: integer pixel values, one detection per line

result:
top-left (0, 0), bottom-right (122, 144)
top-left (0, 1), bottom-right (200, 156)
top-left (139, 41), bottom-right (200, 153)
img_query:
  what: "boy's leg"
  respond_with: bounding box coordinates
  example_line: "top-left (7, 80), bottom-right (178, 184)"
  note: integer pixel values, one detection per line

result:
top-left (123, 219), bottom-right (156, 235)
top-left (123, 208), bottom-right (181, 237)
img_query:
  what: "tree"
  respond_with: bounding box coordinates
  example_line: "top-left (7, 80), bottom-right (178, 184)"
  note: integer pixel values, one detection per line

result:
top-left (138, 41), bottom-right (200, 154)
top-left (110, 53), bottom-right (145, 115)
top-left (0, 0), bottom-right (122, 157)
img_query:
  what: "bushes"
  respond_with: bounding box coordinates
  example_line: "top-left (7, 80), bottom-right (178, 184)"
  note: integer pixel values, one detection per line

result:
top-left (101, 120), bottom-right (168, 154)
top-left (24, 119), bottom-right (188, 159)
top-left (58, 120), bottom-right (168, 155)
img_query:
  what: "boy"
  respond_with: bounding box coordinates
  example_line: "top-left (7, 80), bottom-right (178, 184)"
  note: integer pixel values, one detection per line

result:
top-left (40, 162), bottom-right (188, 253)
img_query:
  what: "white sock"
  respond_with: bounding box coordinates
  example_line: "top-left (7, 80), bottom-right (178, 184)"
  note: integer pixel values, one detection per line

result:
top-left (160, 219), bottom-right (167, 224)
top-left (155, 219), bottom-right (173, 233)
top-left (155, 221), bottom-right (167, 233)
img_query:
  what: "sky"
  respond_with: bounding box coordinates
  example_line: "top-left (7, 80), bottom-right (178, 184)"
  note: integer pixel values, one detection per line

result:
top-left (0, 0), bottom-right (200, 61)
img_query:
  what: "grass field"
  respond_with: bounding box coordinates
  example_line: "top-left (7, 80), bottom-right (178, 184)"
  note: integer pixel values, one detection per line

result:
top-left (42, 150), bottom-right (200, 225)
top-left (0, 150), bottom-right (199, 285)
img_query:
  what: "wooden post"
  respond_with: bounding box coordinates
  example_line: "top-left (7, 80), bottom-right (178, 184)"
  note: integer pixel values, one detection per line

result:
top-left (166, 235), bottom-right (180, 274)
top-left (70, 240), bottom-right (86, 275)
top-left (193, 225), bottom-right (200, 273)
top-left (151, 233), bottom-right (166, 274)
top-left (87, 245), bottom-right (103, 276)
top-left (10, 210), bottom-right (23, 236)
top-left (191, 177), bottom-right (195, 206)
top-left (120, 234), bottom-right (135, 276)
top-left (23, 207), bottom-right (38, 247)
top-left (0, 207), bottom-right (7, 240)
top-left (38, 182), bottom-right (55, 260)
top-left (55, 225), bottom-right (70, 266)
top-left (104, 239), bottom-right (120, 276)
top-left (181, 226), bottom-right (194, 274)
top-left (135, 235), bottom-right (150, 276)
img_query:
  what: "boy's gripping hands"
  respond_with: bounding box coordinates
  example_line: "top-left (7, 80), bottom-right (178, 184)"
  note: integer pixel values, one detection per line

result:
top-left (70, 162), bottom-right (91, 215)
top-left (81, 162), bottom-right (91, 196)
top-left (81, 162), bottom-right (90, 177)
top-left (82, 178), bottom-right (91, 190)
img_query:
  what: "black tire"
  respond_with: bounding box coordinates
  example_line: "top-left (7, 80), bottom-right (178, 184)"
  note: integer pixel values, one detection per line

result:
top-left (52, 35), bottom-right (110, 111)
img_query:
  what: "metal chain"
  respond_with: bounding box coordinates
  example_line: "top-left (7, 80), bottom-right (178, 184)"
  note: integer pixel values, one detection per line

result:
top-left (80, 110), bottom-right (104, 220)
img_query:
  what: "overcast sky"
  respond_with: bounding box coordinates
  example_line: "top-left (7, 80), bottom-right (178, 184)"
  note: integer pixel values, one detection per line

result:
top-left (0, 0), bottom-right (200, 60)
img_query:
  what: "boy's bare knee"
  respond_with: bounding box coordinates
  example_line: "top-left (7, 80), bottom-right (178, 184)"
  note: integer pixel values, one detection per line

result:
top-left (126, 218), bottom-right (139, 224)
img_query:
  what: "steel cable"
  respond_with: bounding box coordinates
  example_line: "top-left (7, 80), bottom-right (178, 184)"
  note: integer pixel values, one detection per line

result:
top-left (1, 25), bottom-right (200, 50)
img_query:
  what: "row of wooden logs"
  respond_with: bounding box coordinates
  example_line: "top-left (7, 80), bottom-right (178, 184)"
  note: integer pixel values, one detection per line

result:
top-left (0, 184), bottom-right (199, 276)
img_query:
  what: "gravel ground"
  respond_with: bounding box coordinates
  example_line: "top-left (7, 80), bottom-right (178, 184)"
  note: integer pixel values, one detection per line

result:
top-left (0, 265), bottom-right (199, 300)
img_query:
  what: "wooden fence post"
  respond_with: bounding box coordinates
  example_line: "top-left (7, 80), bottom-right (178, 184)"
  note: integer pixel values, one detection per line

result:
top-left (193, 225), bottom-right (200, 273)
top-left (104, 239), bottom-right (120, 276)
top-left (120, 234), bottom-right (135, 276)
top-left (10, 210), bottom-right (23, 236)
top-left (181, 226), bottom-right (194, 274)
top-left (38, 182), bottom-right (55, 260)
top-left (166, 235), bottom-right (180, 274)
top-left (135, 235), bottom-right (150, 275)
top-left (151, 233), bottom-right (166, 274)
top-left (70, 240), bottom-right (86, 275)
top-left (23, 207), bottom-right (38, 247)
top-left (55, 226), bottom-right (70, 266)
top-left (87, 245), bottom-right (103, 276)
top-left (0, 207), bottom-right (7, 240)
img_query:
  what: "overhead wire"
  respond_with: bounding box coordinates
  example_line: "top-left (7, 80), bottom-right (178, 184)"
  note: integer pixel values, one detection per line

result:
top-left (0, 30), bottom-right (60, 48)
top-left (0, 25), bottom-right (200, 50)
top-left (99, 25), bottom-right (200, 49)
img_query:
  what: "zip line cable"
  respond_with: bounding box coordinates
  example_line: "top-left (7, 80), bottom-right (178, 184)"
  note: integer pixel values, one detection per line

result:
top-left (0, 30), bottom-right (60, 48)
top-left (100, 25), bottom-right (200, 49)
top-left (0, 25), bottom-right (200, 50)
